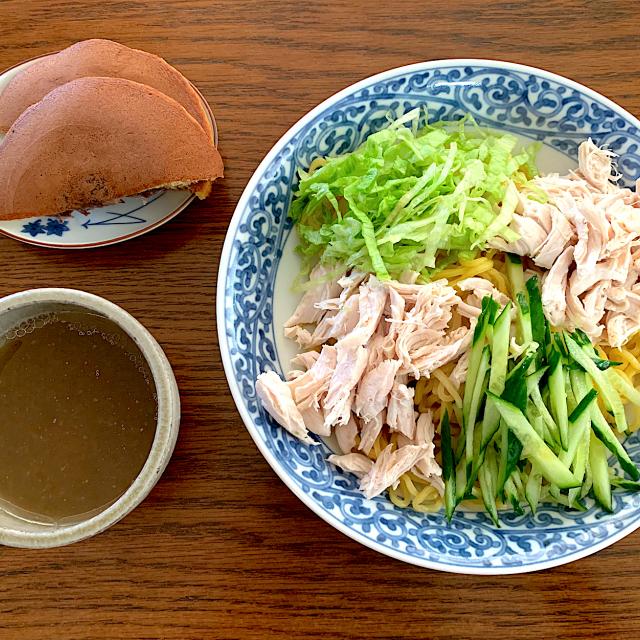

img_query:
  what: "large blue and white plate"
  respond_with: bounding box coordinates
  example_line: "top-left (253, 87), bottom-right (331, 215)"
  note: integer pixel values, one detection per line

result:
top-left (218, 60), bottom-right (640, 574)
top-left (0, 54), bottom-right (218, 249)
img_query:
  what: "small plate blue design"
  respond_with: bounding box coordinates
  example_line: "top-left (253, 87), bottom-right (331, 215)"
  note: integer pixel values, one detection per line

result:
top-left (218, 60), bottom-right (640, 574)
top-left (0, 54), bottom-right (217, 249)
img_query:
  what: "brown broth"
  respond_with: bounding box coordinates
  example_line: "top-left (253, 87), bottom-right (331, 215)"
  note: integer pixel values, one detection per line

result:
top-left (0, 310), bottom-right (157, 524)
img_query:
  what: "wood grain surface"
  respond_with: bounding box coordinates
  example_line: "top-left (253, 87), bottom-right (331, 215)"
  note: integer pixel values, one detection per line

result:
top-left (0, 1), bottom-right (638, 638)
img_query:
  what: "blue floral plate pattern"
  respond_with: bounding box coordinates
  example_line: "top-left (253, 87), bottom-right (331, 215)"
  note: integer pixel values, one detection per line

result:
top-left (218, 60), bottom-right (640, 574)
top-left (0, 54), bottom-right (217, 249)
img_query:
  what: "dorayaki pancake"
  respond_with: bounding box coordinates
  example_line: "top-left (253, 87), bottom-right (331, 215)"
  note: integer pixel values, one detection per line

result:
top-left (0, 39), bottom-right (212, 139)
top-left (0, 76), bottom-right (224, 220)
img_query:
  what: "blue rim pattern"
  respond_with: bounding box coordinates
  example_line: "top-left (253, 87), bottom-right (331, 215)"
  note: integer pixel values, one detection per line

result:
top-left (220, 62), bottom-right (640, 572)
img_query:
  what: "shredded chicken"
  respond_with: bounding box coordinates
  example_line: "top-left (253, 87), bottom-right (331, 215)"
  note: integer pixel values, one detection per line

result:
top-left (359, 444), bottom-right (429, 499)
top-left (327, 453), bottom-right (373, 479)
top-left (334, 415), bottom-right (359, 454)
top-left (256, 371), bottom-right (315, 445)
top-left (256, 270), bottom-right (477, 500)
top-left (490, 139), bottom-right (640, 347)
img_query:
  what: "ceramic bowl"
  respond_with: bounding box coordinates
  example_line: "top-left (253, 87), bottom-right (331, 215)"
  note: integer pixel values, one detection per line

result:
top-left (0, 288), bottom-right (180, 548)
top-left (218, 60), bottom-right (640, 574)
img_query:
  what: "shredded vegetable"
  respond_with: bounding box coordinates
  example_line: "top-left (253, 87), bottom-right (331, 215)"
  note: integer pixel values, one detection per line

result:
top-left (290, 109), bottom-right (539, 284)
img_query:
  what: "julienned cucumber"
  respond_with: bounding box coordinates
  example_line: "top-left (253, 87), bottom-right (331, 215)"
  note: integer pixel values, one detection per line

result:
top-left (548, 348), bottom-right (569, 450)
top-left (526, 275), bottom-right (547, 367)
top-left (441, 410), bottom-right (456, 522)
top-left (565, 334), bottom-right (628, 433)
top-left (441, 272), bottom-right (640, 525)
top-left (488, 393), bottom-right (579, 489)
top-left (590, 405), bottom-right (640, 480)
top-left (590, 432), bottom-right (613, 512)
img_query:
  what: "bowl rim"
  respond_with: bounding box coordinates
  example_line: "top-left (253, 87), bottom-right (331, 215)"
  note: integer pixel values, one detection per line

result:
top-left (0, 288), bottom-right (180, 548)
top-left (217, 59), bottom-right (640, 574)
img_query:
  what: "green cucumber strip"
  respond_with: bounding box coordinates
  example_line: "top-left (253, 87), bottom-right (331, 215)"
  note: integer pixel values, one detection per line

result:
top-left (568, 422), bottom-right (590, 506)
top-left (525, 464), bottom-right (543, 514)
top-left (565, 334), bottom-right (628, 433)
top-left (554, 332), bottom-right (569, 359)
top-left (592, 357), bottom-right (622, 371)
top-left (463, 297), bottom-right (497, 438)
top-left (464, 421), bottom-right (486, 496)
top-left (497, 420), bottom-right (509, 499)
top-left (526, 275), bottom-right (547, 367)
top-left (527, 371), bottom-right (560, 441)
top-left (581, 459), bottom-right (593, 499)
top-left (505, 352), bottom-right (536, 409)
top-left (589, 431), bottom-right (613, 512)
top-left (610, 477), bottom-right (640, 491)
top-left (488, 392), bottom-right (579, 489)
top-left (528, 402), bottom-right (544, 438)
top-left (441, 410), bottom-right (456, 522)
top-left (489, 302), bottom-right (512, 395)
top-left (590, 405), bottom-right (640, 480)
top-left (504, 476), bottom-right (524, 516)
top-left (548, 348), bottom-right (569, 450)
top-left (572, 328), bottom-right (591, 347)
top-left (467, 306), bottom-right (510, 489)
top-left (466, 345), bottom-right (490, 466)
top-left (559, 389), bottom-right (596, 482)
top-left (506, 254), bottom-right (533, 346)
top-left (497, 352), bottom-right (532, 496)
top-left (498, 430), bottom-right (523, 497)
top-left (511, 466), bottom-right (525, 494)
top-left (455, 459), bottom-right (468, 504)
top-left (516, 292), bottom-right (533, 345)
top-left (550, 492), bottom-right (588, 511)
top-left (569, 369), bottom-right (590, 405)
top-left (542, 421), bottom-right (562, 453)
top-left (479, 446), bottom-right (500, 526)
top-left (573, 331), bottom-right (622, 370)
top-left (526, 366), bottom-right (547, 389)
top-left (505, 253), bottom-right (524, 297)
top-left (568, 388), bottom-right (598, 424)
top-left (565, 369), bottom-right (578, 415)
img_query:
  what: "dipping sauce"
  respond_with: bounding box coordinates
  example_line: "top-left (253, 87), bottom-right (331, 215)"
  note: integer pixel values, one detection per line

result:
top-left (0, 310), bottom-right (157, 524)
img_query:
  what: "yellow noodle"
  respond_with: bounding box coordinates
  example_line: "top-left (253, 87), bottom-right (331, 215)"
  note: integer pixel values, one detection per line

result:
top-left (414, 376), bottom-right (428, 405)
top-left (307, 157), bottom-right (327, 173)
top-left (431, 368), bottom-right (463, 407)
top-left (389, 484), bottom-right (412, 509)
top-left (440, 258), bottom-right (494, 282)
top-left (435, 380), bottom-right (453, 403)
top-left (616, 368), bottom-right (634, 386)
top-left (610, 348), bottom-right (639, 372)
top-left (412, 485), bottom-right (442, 512)
top-left (402, 473), bottom-right (418, 497)
top-left (482, 268), bottom-right (510, 295)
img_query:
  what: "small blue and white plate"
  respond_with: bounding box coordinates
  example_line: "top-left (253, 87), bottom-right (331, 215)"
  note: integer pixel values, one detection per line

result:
top-left (218, 60), bottom-right (640, 574)
top-left (0, 54), bottom-right (218, 249)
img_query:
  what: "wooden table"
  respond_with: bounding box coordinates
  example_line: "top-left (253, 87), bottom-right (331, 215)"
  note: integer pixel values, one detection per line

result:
top-left (0, 1), bottom-right (638, 638)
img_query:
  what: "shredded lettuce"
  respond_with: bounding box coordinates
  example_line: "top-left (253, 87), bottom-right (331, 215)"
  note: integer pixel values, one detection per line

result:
top-left (290, 110), bottom-right (539, 284)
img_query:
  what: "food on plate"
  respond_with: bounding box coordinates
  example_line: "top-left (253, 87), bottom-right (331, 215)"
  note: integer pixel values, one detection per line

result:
top-left (491, 140), bottom-right (640, 347)
top-left (0, 39), bottom-right (212, 138)
top-left (256, 110), bottom-right (640, 523)
top-left (0, 310), bottom-right (156, 523)
top-left (0, 77), bottom-right (223, 219)
top-left (290, 110), bottom-right (537, 285)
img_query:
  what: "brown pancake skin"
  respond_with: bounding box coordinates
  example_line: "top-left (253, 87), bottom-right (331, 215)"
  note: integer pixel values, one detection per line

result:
top-left (0, 39), bottom-right (212, 139)
top-left (0, 77), bottom-right (224, 219)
